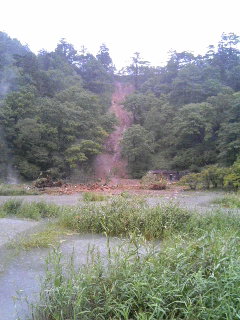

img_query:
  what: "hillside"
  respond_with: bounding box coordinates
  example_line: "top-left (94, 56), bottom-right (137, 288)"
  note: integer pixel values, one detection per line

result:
top-left (0, 32), bottom-right (240, 182)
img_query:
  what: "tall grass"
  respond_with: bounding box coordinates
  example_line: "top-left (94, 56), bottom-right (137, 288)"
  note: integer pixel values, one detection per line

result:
top-left (213, 192), bottom-right (240, 208)
top-left (59, 196), bottom-right (192, 240)
top-left (9, 225), bottom-right (66, 249)
top-left (30, 227), bottom-right (240, 319)
top-left (0, 199), bottom-right (60, 219)
top-left (82, 192), bottom-right (108, 202)
top-left (20, 195), bottom-right (240, 319)
top-left (0, 184), bottom-right (39, 196)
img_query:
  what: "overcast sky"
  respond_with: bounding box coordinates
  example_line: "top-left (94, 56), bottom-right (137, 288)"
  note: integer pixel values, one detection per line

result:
top-left (1, 0), bottom-right (240, 69)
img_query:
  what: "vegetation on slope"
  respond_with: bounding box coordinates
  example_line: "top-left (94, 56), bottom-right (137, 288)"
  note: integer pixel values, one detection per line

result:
top-left (121, 33), bottom-right (240, 177)
top-left (1, 32), bottom-right (240, 182)
top-left (0, 33), bottom-right (116, 181)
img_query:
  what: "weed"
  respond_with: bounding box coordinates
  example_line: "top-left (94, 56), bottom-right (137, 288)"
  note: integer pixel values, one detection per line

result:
top-left (0, 200), bottom-right (60, 220)
top-left (82, 192), bottom-right (108, 202)
top-left (1, 198), bottom-right (23, 215)
top-left (9, 225), bottom-right (66, 249)
top-left (212, 193), bottom-right (240, 208)
top-left (120, 191), bottom-right (131, 198)
top-left (0, 184), bottom-right (39, 196)
top-left (59, 196), bottom-right (192, 240)
top-left (20, 195), bottom-right (240, 319)
top-left (30, 229), bottom-right (240, 320)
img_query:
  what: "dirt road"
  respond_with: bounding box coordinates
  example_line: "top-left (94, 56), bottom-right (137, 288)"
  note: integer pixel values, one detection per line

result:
top-left (94, 82), bottom-right (134, 184)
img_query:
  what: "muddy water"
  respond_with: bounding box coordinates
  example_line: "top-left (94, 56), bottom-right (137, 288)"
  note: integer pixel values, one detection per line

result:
top-left (0, 190), bottom-right (228, 210)
top-left (0, 233), bottom-right (125, 320)
top-left (0, 218), bottom-right (38, 247)
top-left (0, 194), bottom-right (82, 206)
top-left (0, 190), bottom-right (235, 319)
top-left (147, 191), bottom-right (225, 212)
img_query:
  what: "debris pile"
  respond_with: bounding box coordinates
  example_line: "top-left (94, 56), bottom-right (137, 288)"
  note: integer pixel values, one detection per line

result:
top-left (39, 181), bottom-right (141, 195)
top-left (34, 177), bottom-right (63, 188)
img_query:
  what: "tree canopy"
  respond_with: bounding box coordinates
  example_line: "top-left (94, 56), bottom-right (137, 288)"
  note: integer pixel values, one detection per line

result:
top-left (0, 33), bottom-right (115, 181)
top-left (1, 32), bottom-right (240, 180)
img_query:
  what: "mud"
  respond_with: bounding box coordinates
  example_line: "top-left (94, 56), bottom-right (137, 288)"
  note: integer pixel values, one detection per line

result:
top-left (94, 82), bottom-right (134, 182)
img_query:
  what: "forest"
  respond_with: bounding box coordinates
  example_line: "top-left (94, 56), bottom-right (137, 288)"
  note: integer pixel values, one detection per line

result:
top-left (0, 32), bottom-right (116, 181)
top-left (0, 31), bottom-right (240, 181)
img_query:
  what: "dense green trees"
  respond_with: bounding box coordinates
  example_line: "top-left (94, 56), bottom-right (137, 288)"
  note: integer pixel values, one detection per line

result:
top-left (121, 125), bottom-right (154, 178)
top-left (0, 33), bottom-right (115, 181)
top-left (1, 31), bottom-right (240, 181)
top-left (121, 33), bottom-right (240, 177)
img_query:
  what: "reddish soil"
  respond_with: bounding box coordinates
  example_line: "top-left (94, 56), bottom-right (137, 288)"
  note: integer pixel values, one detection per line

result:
top-left (94, 82), bottom-right (134, 184)
top-left (42, 183), bottom-right (184, 196)
top-left (40, 82), bottom-right (185, 196)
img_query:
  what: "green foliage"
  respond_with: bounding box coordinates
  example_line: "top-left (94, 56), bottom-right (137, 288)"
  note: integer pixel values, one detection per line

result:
top-left (141, 172), bottom-right (168, 190)
top-left (0, 198), bottom-right (23, 216)
top-left (124, 93), bottom-right (160, 125)
top-left (121, 125), bottom-right (154, 178)
top-left (126, 52), bottom-right (150, 89)
top-left (0, 33), bottom-right (115, 181)
top-left (224, 158), bottom-right (240, 189)
top-left (0, 184), bottom-right (39, 196)
top-left (213, 193), bottom-right (240, 208)
top-left (0, 200), bottom-right (60, 220)
top-left (96, 43), bottom-right (114, 73)
top-left (121, 33), bottom-right (240, 174)
top-left (9, 225), bottom-right (65, 249)
top-left (31, 205), bottom-right (240, 319)
top-left (179, 164), bottom-right (239, 190)
top-left (59, 197), bottom-right (191, 240)
top-left (82, 192), bottom-right (108, 202)
top-left (179, 173), bottom-right (201, 190)
top-left (1, 32), bottom-right (240, 180)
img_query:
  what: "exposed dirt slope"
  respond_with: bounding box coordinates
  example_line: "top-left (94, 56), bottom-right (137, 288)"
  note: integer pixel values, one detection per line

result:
top-left (94, 82), bottom-right (134, 184)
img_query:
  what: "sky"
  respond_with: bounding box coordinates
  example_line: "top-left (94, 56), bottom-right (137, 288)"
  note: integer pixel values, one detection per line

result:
top-left (1, 0), bottom-right (240, 69)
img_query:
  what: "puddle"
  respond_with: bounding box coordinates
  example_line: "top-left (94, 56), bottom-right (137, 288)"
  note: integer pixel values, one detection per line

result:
top-left (146, 191), bottom-right (225, 212)
top-left (0, 233), bottom-right (125, 320)
top-left (0, 194), bottom-right (82, 206)
top-left (0, 218), bottom-right (39, 247)
top-left (0, 190), bottom-right (233, 319)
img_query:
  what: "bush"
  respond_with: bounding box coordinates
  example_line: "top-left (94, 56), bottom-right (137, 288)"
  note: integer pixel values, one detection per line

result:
top-left (1, 199), bottom-right (23, 215)
top-left (0, 200), bottom-right (60, 220)
top-left (141, 172), bottom-right (167, 190)
top-left (213, 193), bottom-right (240, 208)
top-left (31, 214), bottom-right (240, 320)
top-left (0, 184), bottom-right (39, 196)
top-left (82, 192), bottom-right (107, 202)
top-left (59, 197), bottom-right (191, 240)
top-left (224, 158), bottom-right (240, 190)
top-left (179, 173), bottom-right (201, 190)
top-left (179, 165), bottom-right (233, 190)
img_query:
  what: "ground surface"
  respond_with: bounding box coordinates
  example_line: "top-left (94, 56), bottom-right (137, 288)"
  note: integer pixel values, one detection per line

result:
top-left (94, 82), bottom-right (134, 183)
top-left (0, 190), bottom-right (237, 319)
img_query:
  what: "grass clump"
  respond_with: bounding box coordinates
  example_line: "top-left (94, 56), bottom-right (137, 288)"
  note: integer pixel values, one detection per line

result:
top-left (82, 192), bottom-right (108, 202)
top-left (9, 225), bottom-right (66, 249)
top-left (24, 196), bottom-right (240, 319)
top-left (213, 193), bottom-right (240, 208)
top-left (59, 196), bottom-right (191, 240)
top-left (0, 199), bottom-right (61, 220)
top-left (0, 184), bottom-right (39, 196)
top-left (0, 198), bottom-right (23, 217)
top-left (30, 228), bottom-right (240, 320)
